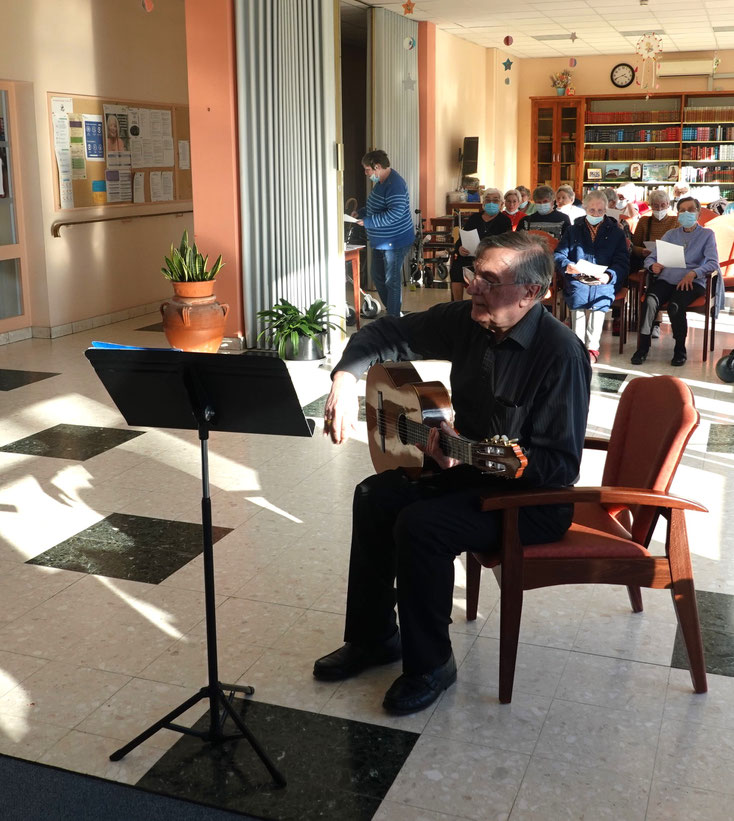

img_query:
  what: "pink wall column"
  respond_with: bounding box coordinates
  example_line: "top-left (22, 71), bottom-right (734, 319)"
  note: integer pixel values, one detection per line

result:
top-left (184, 0), bottom-right (243, 338)
top-left (418, 22), bottom-right (436, 220)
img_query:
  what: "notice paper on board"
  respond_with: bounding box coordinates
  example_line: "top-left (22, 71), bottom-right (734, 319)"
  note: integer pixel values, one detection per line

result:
top-left (655, 240), bottom-right (686, 268)
top-left (459, 228), bottom-right (480, 256)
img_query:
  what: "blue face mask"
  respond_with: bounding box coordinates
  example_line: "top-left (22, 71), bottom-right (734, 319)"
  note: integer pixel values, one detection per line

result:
top-left (369, 173), bottom-right (380, 183)
top-left (483, 202), bottom-right (500, 216)
top-left (678, 211), bottom-right (698, 228)
top-left (535, 202), bottom-right (552, 215)
top-left (586, 214), bottom-right (604, 226)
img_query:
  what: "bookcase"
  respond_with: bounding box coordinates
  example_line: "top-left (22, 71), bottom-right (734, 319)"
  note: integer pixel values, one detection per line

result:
top-left (531, 92), bottom-right (734, 203)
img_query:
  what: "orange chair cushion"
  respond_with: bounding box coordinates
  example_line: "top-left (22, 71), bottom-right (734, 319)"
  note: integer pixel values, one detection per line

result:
top-left (522, 524), bottom-right (650, 559)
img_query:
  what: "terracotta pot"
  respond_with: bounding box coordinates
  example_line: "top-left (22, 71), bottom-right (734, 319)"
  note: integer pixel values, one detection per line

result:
top-left (160, 280), bottom-right (229, 353)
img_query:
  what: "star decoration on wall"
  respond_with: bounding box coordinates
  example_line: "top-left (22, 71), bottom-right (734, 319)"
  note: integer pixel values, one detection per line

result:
top-left (403, 74), bottom-right (416, 91)
top-left (503, 58), bottom-right (513, 71)
top-left (570, 32), bottom-right (577, 42)
top-left (402, 0), bottom-right (415, 14)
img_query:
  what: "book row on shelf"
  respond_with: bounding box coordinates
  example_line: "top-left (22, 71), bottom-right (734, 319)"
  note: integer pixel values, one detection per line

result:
top-left (586, 110), bottom-right (679, 124)
top-left (682, 106), bottom-right (734, 123)
top-left (585, 127), bottom-right (680, 143)
top-left (682, 125), bottom-right (734, 141)
top-left (582, 182), bottom-right (734, 203)
top-left (682, 145), bottom-right (734, 161)
top-left (584, 147), bottom-right (678, 161)
top-left (680, 166), bottom-right (734, 183)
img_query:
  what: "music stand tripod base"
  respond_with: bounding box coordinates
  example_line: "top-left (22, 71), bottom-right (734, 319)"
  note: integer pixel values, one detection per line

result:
top-left (86, 348), bottom-right (315, 787)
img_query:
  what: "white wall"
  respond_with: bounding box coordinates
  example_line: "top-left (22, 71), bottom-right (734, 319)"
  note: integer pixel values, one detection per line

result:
top-left (0, 0), bottom-right (191, 329)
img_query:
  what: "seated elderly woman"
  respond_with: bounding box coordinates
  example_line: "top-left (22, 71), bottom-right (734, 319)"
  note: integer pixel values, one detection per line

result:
top-left (502, 188), bottom-right (526, 229)
top-left (449, 187), bottom-right (511, 301)
top-left (515, 185), bottom-right (535, 216)
top-left (554, 189), bottom-right (630, 363)
top-left (555, 184), bottom-right (585, 224)
top-left (631, 196), bottom-right (719, 367)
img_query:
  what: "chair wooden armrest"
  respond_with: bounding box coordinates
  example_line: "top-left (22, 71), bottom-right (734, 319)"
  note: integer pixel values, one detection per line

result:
top-left (583, 437), bottom-right (609, 451)
top-left (479, 486), bottom-right (707, 513)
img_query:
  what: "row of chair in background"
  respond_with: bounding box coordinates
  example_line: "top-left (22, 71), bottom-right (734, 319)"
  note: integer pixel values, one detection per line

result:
top-left (529, 226), bottom-right (725, 363)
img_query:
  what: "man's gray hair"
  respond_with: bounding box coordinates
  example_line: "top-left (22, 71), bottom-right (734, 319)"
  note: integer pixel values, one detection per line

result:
top-left (602, 187), bottom-right (617, 205)
top-left (475, 232), bottom-right (553, 300)
top-left (649, 189), bottom-right (670, 208)
top-left (532, 184), bottom-right (555, 201)
top-left (583, 190), bottom-right (608, 210)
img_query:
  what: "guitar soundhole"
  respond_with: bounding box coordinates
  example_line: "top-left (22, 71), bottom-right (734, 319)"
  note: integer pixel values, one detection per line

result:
top-left (397, 414), bottom-right (409, 445)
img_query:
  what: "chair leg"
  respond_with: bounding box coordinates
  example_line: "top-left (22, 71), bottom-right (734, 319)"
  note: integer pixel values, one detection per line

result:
top-left (498, 509), bottom-right (523, 704)
top-left (466, 553), bottom-right (481, 622)
top-left (667, 510), bottom-right (707, 693)
top-left (627, 585), bottom-right (643, 612)
top-left (710, 310), bottom-right (716, 359)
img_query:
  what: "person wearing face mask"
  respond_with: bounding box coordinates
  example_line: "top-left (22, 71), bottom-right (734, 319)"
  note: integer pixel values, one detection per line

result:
top-left (449, 187), bottom-right (512, 301)
top-left (631, 197), bottom-right (720, 367)
top-left (355, 149), bottom-right (415, 317)
top-left (555, 185), bottom-right (586, 224)
top-left (630, 191), bottom-right (678, 339)
top-left (554, 190), bottom-right (629, 364)
top-left (517, 185), bottom-right (570, 241)
top-left (502, 189), bottom-right (526, 230)
top-left (515, 185), bottom-right (536, 216)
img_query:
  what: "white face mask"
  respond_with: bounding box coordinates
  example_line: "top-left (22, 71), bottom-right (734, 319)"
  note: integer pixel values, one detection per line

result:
top-left (653, 208), bottom-right (669, 220)
top-left (506, 208), bottom-right (518, 215)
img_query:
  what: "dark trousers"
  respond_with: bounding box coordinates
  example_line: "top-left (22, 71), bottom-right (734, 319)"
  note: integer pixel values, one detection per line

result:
top-left (343, 467), bottom-right (571, 674)
top-left (639, 279), bottom-right (705, 349)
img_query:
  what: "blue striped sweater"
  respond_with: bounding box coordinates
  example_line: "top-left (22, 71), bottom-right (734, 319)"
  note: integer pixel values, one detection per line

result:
top-left (361, 168), bottom-right (415, 250)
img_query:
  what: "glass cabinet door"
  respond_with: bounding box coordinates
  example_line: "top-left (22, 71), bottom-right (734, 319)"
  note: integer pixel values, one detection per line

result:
top-left (0, 86), bottom-right (26, 324)
top-left (535, 105), bottom-right (554, 187)
top-left (558, 103), bottom-right (580, 189)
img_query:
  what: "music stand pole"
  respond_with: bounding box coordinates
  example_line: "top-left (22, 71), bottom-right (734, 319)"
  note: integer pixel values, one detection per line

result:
top-left (105, 373), bottom-right (286, 786)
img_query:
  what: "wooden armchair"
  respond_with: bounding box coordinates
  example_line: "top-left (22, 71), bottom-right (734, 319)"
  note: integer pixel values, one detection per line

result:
top-left (465, 375), bottom-right (707, 704)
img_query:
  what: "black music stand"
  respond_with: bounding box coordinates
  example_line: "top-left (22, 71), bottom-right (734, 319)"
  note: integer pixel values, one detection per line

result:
top-left (85, 347), bottom-right (316, 786)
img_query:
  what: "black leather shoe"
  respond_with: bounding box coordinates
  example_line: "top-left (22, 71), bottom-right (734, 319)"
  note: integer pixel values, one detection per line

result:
top-left (313, 632), bottom-right (401, 681)
top-left (382, 652), bottom-right (457, 714)
top-left (671, 350), bottom-right (687, 366)
top-left (630, 349), bottom-right (648, 365)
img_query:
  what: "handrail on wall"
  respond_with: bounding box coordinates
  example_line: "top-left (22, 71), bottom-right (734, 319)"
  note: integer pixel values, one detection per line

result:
top-left (50, 208), bottom-right (193, 237)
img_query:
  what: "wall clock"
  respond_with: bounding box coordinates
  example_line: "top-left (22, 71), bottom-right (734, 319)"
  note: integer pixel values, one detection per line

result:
top-left (611, 63), bottom-right (635, 89)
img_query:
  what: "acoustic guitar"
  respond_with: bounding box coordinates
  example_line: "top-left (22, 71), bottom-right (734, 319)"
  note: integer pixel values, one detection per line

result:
top-left (365, 362), bottom-right (527, 479)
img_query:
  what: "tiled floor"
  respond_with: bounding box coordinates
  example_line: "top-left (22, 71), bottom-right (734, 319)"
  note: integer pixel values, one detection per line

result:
top-left (1, 285), bottom-right (734, 819)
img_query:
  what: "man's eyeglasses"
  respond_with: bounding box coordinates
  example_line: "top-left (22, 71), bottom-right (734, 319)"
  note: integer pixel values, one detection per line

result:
top-left (463, 267), bottom-right (517, 289)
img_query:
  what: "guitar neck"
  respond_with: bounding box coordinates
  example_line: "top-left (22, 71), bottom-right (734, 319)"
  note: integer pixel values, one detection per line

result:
top-left (403, 417), bottom-right (473, 465)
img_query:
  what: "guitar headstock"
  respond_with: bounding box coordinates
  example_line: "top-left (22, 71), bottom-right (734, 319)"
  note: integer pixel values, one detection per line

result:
top-left (471, 435), bottom-right (527, 479)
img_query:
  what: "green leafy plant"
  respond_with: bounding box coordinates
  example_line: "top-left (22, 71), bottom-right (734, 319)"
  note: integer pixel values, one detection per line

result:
top-left (161, 229), bottom-right (225, 282)
top-left (257, 298), bottom-right (343, 359)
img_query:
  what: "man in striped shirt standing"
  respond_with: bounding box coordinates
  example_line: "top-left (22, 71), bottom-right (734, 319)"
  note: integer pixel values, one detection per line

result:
top-left (356, 150), bottom-right (415, 317)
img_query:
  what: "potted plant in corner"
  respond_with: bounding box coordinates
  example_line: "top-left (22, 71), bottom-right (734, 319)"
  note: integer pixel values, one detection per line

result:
top-left (256, 298), bottom-right (343, 360)
top-left (160, 229), bottom-right (228, 352)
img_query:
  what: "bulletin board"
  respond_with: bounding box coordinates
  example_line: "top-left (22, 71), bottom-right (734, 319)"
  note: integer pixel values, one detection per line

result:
top-left (47, 91), bottom-right (192, 210)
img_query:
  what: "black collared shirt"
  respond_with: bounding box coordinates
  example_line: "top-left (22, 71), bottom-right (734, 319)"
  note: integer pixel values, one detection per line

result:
top-left (334, 301), bottom-right (591, 489)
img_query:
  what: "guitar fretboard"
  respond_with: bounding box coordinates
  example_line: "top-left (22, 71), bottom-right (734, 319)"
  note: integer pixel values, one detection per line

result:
top-left (379, 411), bottom-right (474, 465)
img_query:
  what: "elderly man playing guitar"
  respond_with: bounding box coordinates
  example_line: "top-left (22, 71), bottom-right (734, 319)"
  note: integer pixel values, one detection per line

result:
top-left (315, 231), bottom-right (591, 714)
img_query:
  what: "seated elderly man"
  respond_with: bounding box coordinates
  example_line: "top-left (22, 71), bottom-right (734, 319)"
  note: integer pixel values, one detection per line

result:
top-left (314, 232), bottom-right (591, 714)
top-left (517, 185), bottom-right (570, 240)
